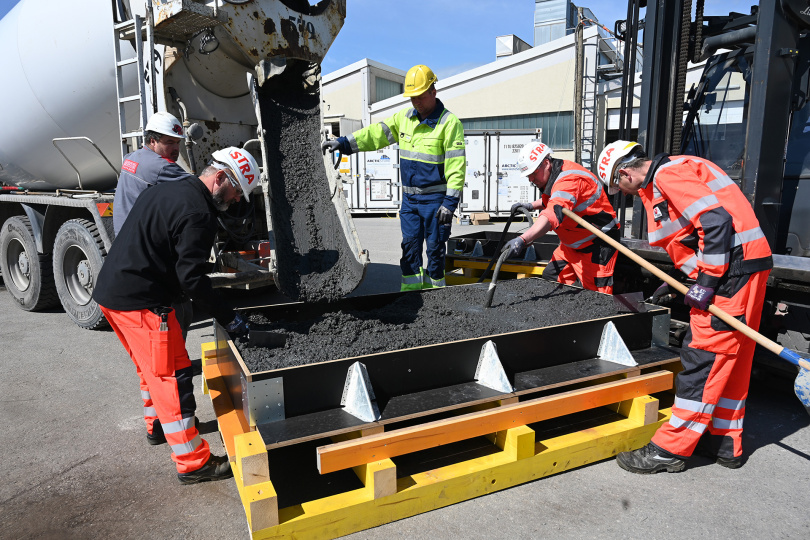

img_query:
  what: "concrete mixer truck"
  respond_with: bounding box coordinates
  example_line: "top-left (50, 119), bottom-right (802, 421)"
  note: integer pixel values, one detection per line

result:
top-left (0, 0), bottom-right (368, 329)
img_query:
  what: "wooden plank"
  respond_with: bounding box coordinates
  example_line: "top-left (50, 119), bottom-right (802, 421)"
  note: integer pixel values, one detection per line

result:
top-left (235, 431), bottom-right (270, 487)
top-left (242, 480), bottom-right (278, 533)
top-left (315, 371), bottom-right (672, 474)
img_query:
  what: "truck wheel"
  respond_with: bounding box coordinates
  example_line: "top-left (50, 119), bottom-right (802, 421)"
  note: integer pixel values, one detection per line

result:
top-left (0, 216), bottom-right (59, 310)
top-left (53, 219), bottom-right (107, 329)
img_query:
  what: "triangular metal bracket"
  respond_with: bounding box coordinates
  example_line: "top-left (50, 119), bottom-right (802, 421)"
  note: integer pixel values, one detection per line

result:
top-left (471, 240), bottom-right (484, 258)
top-left (341, 362), bottom-right (380, 422)
top-left (523, 244), bottom-right (537, 261)
top-left (475, 340), bottom-right (514, 393)
top-left (597, 321), bottom-right (637, 367)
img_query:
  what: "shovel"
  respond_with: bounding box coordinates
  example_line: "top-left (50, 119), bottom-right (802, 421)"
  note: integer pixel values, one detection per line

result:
top-left (249, 330), bottom-right (287, 349)
top-left (561, 207), bottom-right (810, 415)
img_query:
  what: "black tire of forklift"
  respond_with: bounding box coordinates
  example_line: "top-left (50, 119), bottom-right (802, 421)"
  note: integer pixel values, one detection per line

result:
top-left (53, 219), bottom-right (108, 330)
top-left (0, 215), bottom-right (59, 311)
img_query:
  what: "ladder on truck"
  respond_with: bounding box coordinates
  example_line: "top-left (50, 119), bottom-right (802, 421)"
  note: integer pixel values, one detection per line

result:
top-left (112, 12), bottom-right (156, 162)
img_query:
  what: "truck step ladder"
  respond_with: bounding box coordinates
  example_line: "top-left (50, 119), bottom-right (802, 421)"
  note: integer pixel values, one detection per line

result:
top-left (112, 13), bottom-right (155, 161)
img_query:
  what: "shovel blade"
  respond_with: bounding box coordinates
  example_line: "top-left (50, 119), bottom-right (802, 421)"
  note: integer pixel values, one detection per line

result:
top-left (614, 291), bottom-right (646, 313)
top-left (795, 367), bottom-right (810, 417)
top-left (249, 330), bottom-right (287, 349)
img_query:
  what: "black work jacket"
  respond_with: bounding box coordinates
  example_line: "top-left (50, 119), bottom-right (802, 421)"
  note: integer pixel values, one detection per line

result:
top-left (93, 176), bottom-right (235, 325)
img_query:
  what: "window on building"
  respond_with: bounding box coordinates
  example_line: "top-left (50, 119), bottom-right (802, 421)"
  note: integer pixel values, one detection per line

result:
top-left (375, 77), bottom-right (404, 103)
top-left (460, 112), bottom-right (574, 149)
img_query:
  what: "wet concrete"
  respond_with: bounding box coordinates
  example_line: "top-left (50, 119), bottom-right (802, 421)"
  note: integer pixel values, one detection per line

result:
top-left (258, 62), bottom-right (364, 302)
top-left (237, 279), bottom-right (619, 372)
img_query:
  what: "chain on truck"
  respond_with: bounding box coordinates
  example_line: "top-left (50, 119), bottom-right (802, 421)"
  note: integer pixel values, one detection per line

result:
top-left (0, 0), bottom-right (366, 329)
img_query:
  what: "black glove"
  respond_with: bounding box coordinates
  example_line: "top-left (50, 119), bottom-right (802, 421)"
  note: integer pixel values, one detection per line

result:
top-left (684, 284), bottom-right (715, 311)
top-left (648, 282), bottom-right (672, 303)
top-left (321, 139), bottom-right (340, 155)
top-left (501, 236), bottom-right (526, 259)
top-left (225, 312), bottom-right (249, 339)
top-left (510, 202), bottom-right (534, 214)
top-left (435, 205), bottom-right (453, 225)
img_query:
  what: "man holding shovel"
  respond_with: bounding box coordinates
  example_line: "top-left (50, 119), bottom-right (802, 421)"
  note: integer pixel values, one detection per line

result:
top-left (597, 140), bottom-right (773, 473)
top-left (501, 140), bottom-right (620, 293)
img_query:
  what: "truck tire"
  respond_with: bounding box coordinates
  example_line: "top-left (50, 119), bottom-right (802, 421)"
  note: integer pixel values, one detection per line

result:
top-left (0, 215), bottom-right (59, 310)
top-left (53, 219), bottom-right (108, 329)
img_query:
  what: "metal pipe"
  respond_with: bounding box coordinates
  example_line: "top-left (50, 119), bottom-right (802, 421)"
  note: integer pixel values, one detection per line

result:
top-left (699, 26), bottom-right (757, 61)
top-left (168, 88), bottom-right (196, 174)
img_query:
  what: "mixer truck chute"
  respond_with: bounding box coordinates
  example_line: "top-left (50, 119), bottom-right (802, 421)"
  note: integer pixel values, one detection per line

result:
top-left (0, 0), bottom-right (368, 329)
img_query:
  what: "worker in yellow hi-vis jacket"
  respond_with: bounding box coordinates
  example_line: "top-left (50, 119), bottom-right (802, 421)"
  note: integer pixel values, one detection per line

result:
top-left (323, 65), bottom-right (466, 290)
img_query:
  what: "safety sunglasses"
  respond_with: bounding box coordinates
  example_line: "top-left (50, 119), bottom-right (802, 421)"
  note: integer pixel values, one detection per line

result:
top-left (211, 161), bottom-right (243, 197)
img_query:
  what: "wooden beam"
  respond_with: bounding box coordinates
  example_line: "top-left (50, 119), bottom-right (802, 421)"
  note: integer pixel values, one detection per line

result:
top-left (235, 431), bottom-right (270, 487)
top-left (316, 371), bottom-right (672, 474)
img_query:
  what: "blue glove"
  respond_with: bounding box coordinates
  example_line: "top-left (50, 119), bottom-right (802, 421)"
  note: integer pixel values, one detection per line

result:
top-left (435, 205), bottom-right (454, 225)
top-left (684, 284), bottom-right (715, 311)
top-left (225, 312), bottom-right (249, 338)
top-left (501, 236), bottom-right (526, 259)
top-left (510, 202), bottom-right (534, 214)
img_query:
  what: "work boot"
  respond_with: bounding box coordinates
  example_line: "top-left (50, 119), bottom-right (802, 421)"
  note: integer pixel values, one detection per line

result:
top-left (177, 454), bottom-right (233, 485)
top-left (694, 436), bottom-right (744, 469)
top-left (146, 416), bottom-right (199, 446)
top-left (616, 442), bottom-right (687, 474)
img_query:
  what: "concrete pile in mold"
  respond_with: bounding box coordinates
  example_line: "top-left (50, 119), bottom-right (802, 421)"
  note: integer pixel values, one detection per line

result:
top-left (236, 279), bottom-right (621, 372)
top-left (257, 62), bottom-right (364, 302)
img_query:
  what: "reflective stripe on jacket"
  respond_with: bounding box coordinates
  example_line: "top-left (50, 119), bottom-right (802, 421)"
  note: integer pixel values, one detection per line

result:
top-left (540, 159), bottom-right (620, 250)
top-left (342, 99), bottom-right (466, 212)
top-left (639, 156), bottom-right (772, 287)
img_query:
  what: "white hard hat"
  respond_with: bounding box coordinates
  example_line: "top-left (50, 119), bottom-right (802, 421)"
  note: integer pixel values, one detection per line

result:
top-left (211, 147), bottom-right (260, 201)
top-left (144, 111), bottom-right (184, 139)
top-left (517, 141), bottom-right (553, 177)
top-left (596, 140), bottom-right (642, 195)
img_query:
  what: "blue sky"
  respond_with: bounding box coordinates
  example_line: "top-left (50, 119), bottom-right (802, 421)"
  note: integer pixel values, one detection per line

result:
top-left (1, 0), bottom-right (753, 77)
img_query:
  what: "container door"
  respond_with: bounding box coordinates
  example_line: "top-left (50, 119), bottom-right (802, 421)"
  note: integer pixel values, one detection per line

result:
top-left (462, 133), bottom-right (487, 213)
top-left (489, 132), bottom-right (538, 216)
top-left (362, 147), bottom-right (400, 211)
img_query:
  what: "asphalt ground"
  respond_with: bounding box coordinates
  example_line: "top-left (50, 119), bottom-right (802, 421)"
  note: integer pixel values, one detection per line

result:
top-left (1, 216), bottom-right (809, 539)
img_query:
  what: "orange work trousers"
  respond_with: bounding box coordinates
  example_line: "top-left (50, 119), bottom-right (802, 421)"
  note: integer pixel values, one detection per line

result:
top-left (101, 306), bottom-right (209, 473)
top-left (651, 270), bottom-right (769, 458)
top-left (541, 243), bottom-right (617, 294)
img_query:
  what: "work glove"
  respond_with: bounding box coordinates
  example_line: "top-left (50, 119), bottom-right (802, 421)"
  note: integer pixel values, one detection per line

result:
top-left (501, 236), bottom-right (526, 259)
top-left (321, 139), bottom-right (340, 155)
top-left (648, 282), bottom-right (673, 304)
top-left (684, 284), bottom-right (715, 311)
top-left (510, 202), bottom-right (534, 214)
top-left (225, 312), bottom-right (249, 339)
top-left (435, 205), bottom-right (454, 225)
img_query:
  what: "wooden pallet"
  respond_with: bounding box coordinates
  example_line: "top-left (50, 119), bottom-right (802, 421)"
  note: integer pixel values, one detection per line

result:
top-left (202, 343), bottom-right (675, 539)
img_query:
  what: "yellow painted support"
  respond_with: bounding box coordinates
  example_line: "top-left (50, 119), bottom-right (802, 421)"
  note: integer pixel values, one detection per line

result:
top-left (202, 340), bottom-right (675, 540)
top-left (248, 409), bottom-right (671, 540)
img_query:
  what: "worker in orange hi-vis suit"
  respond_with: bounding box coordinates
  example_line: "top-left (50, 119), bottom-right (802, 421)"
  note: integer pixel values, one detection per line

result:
top-left (597, 141), bottom-right (773, 474)
top-left (501, 140), bottom-right (620, 293)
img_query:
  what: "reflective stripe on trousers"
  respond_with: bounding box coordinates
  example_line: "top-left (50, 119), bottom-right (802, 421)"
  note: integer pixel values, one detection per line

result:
top-left (651, 270), bottom-right (769, 458)
top-left (100, 306), bottom-right (210, 474)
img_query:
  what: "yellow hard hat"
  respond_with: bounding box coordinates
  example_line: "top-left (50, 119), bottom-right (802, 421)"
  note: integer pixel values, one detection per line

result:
top-left (403, 64), bottom-right (438, 97)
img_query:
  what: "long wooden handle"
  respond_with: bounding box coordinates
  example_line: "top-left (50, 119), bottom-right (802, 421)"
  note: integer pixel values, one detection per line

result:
top-left (561, 208), bottom-right (810, 370)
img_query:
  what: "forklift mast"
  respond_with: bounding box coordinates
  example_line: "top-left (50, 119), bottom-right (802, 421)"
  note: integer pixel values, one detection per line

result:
top-left (627, 0), bottom-right (810, 254)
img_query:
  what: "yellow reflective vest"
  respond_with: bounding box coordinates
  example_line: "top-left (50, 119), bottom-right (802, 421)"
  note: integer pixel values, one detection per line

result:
top-left (343, 99), bottom-right (466, 211)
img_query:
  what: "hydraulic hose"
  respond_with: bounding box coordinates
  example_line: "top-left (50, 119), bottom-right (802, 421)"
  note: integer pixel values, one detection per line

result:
top-left (483, 250), bottom-right (511, 308)
top-left (476, 206), bottom-right (534, 283)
